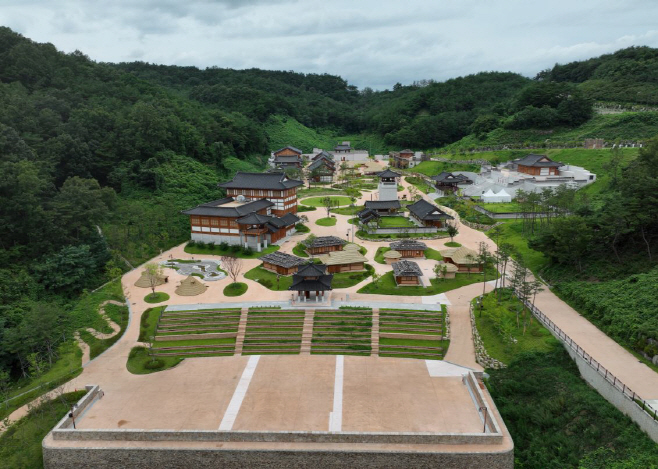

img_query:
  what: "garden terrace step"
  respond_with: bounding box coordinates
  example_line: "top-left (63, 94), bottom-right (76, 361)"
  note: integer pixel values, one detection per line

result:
top-left (154, 345), bottom-right (235, 351)
top-left (158, 321), bottom-right (240, 328)
top-left (312, 339), bottom-right (371, 343)
top-left (242, 348), bottom-right (300, 353)
top-left (380, 345), bottom-right (444, 351)
top-left (379, 328), bottom-right (442, 333)
top-left (152, 351), bottom-right (235, 357)
top-left (157, 329), bottom-right (238, 335)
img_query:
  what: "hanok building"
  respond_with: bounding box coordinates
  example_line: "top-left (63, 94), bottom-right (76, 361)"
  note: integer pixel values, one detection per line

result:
top-left (259, 252), bottom-right (308, 276)
top-left (273, 145), bottom-right (303, 158)
top-left (289, 263), bottom-right (333, 301)
top-left (431, 172), bottom-right (473, 195)
top-left (392, 260), bottom-right (423, 286)
top-left (389, 240), bottom-right (427, 259)
top-left (334, 141), bottom-right (352, 153)
top-left (364, 199), bottom-right (401, 215)
top-left (407, 199), bottom-right (453, 228)
top-left (356, 207), bottom-right (379, 225)
top-left (439, 246), bottom-right (482, 273)
top-left (305, 236), bottom-right (346, 255)
top-left (271, 154), bottom-right (303, 169)
top-left (317, 247), bottom-right (367, 273)
top-left (218, 172), bottom-right (303, 216)
top-left (182, 197), bottom-right (300, 252)
top-left (376, 169), bottom-right (401, 202)
top-left (511, 154), bottom-right (563, 176)
top-left (307, 155), bottom-right (336, 182)
top-left (389, 149), bottom-right (427, 169)
top-left (312, 150), bottom-right (334, 161)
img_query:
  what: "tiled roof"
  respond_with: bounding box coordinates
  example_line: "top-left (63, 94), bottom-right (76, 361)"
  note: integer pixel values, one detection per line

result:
top-left (259, 252), bottom-right (307, 268)
top-left (273, 155), bottom-right (302, 163)
top-left (431, 172), bottom-right (472, 184)
top-left (308, 157), bottom-right (335, 171)
top-left (296, 263), bottom-right (328, 277)
top-left (377, 169), bottom-right (401, 178)
top-left (392, 260), bottom-right (423, 277)
top-left (390, 240), bottom-right (427, 251)
top-left (407, 199), bottom-right (453, 221)
top-left (274, 145), bottom-right (303, 155)
top-left (305, 236), bottom-right (346, 248)
top-left (514, 154), bottom-right (563, 168)
top-left (365, 200), bottom-right (401, 210)
top-left (181, 198), bottom-right (273, 217)
top-left (218, 172), bottom-right (303, 190)
top-left (289, 274), bottom-right (333, 291)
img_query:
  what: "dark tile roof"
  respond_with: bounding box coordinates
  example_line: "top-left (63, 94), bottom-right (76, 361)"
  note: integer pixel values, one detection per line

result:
top-left (399, 149), bottom-right (414, 154)
top-left (236, 212), bottom-right (274, 225)
top-left (305, 236), bottom-right (346, 248)
top-left (182, 198), bottom-right (273, 217)
top-left (365, 200), bottom-right (401, 210)
top-left (279, 213), bottom-right (301, 226)
top-left (514, 154), bottom-right (563, 168)
top-left (407, 199), bottom-right (453, 221)
top-left (289, 275), bottom-right (333, 291)
top-left (357, 208), bottom-right (379, 223)
top-left (296, 263), bottom-right (328, 277)
top-left (392, 260), bottom-right (423, 277)
top-left (218, 172), bottom-right (303, 190)
top-left (273, 155), bottom-right (302, 164)
top-left (390, 240), bottom-right (428, 251)
top-left (259, 252), bottom-right (307, 268)
top-left (334, 144), bottom-right (351, 150)
top-left (308, 157), bottom-right (335, 171)
top-left (377, 169), bottom-right (402, 179)
top-left (274, 145), bottom-right (303, 155)
top-left (431, 172), bottom-right (472, 184)
top-left (312, 150), bottom-right (333, 160)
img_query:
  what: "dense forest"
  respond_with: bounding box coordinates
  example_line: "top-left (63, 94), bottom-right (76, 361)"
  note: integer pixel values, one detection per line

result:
top-left (0, 25), bottom-right (657, 384)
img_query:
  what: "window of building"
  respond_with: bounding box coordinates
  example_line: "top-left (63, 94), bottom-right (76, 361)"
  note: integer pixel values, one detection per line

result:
top-left (210, 218), bottom-right (218, 226)
top-left (191, 217), bottom-right (200, 224)
top-left (201, 218), bottom-right (209, 226)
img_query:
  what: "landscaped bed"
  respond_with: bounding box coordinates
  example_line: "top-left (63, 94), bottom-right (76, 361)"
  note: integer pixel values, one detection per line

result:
top-left (245, 266), bottom-right (294, 291)
top-left (184, 242), bottom-right (280, 259)
top-left (223, 282), bottom-right (248, 297)
top-left (144, 292), bottom-right (170, 303)
top-left (477, 202), bottom-right (524, 213)
top-left (358, 267), bottom-right (498, 296)
top-left (315, 217), bottom-right (337, 226)
top-left (377, 216), bottom-right (417, 228)
top-left (301, 195), bottom-right (352, 207)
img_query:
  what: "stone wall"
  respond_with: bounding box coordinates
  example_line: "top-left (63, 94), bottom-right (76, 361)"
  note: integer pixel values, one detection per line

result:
top-left (469, 304), bottom-right (506, 370)
top-left (43, 445), bottom-right (514, 469)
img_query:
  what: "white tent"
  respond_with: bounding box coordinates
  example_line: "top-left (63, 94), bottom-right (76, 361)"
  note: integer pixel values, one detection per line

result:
top-left (482, 188), bottom-right (512, 203)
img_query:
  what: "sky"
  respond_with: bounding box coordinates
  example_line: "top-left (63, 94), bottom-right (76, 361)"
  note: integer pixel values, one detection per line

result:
top-left (2, 0), bottom-right (658, 90)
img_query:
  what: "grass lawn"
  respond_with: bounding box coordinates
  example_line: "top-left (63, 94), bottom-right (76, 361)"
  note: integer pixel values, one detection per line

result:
top-left (374, 247), bottom-right (390, 264)
top-left (126, 346), bottom-right (182, 374)
top-left (144, 292), bottom-right (170, 303)
top-left (0, 390), bottom-right (86, 468)
top-left (301, 195), bottom-right (352, 207)
top-left (295, 223), bottom-right (310, 233)
top-left (184, 243), bottom-right (280, 259)
top-left (316, 217), bottom-right (337, 226)
top-left (444, 241), bottom-right (462, 247)
top-left (405, 176), bottom-right (432, 193)
top-left (138, 306), bottom-right (165, 342)
top-left (357, 229), bottom-right (448, 240)
top-left (473, 290), bottom-right (558, 365)
top-left (489, 220), bottom-right (548, 273)
top-left (425, 248), bottom-right (444, 261)
top-left (297, 205), bottom-right (316, 212)
top-left (78, 302), bottom-right (129, 359)
top-left (331, 264), bottom-right (374, 288)
top-left (224, 282), bottom-right (248, 297)
top-left (297, 187), bottom-right (351, 198)
top-left (478, 202), bottom-right (524, 213)
top-left (332, 205), bottom-right (362, 215)
top-left (378, 216), bottom-right (417, 228)
top-left (244, 266), bottom-right (294, 291)
top-left (358, 267), bottom-right (498, 296)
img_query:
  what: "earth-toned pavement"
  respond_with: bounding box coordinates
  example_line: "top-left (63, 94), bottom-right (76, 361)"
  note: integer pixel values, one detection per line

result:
top-left (6, 163), bottom-right (658, 430)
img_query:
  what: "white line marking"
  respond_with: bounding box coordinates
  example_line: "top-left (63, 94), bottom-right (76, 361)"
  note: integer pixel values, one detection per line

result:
top-left (219, 355), bottom-right (260, 430)
top-left (329, 355), bottom-right (344, 432)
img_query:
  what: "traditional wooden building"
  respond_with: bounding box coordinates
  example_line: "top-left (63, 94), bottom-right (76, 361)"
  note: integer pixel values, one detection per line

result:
top-left (407, 199), bottom-right (453, 228)
top-left (389, 240), bottom-right (427, 258)
top-left (431, 172), bottom-right (473, 194)
top-left (317, 249), bottom-right (367, 273)
top-left (392, 260), bottom-right (423, 286)
top-left (383, 250), bottom-right (402, 264)
top-left (259, 252), bottom-right (307, 276)
top-left (273, 145), bottom-right (303, 158)
top-left (437, 262), bottom-right (458, 279)
top-left (334, 141), bottom-right (352, 153)
top-left (364, 199), bottom-right (401, 215)
top-left (357, 207), bottom-right (379, 225)
top-left (389, 149), bottom-right (427, 169)
top-left (312, 150), bottom-right (334, 161)
top-left (182, 197), bottom-right (300, 252)
top-left (218, 171), bottom-right (303, 216)
top-left (439, 246), bottom-right (482, 273)
top-left (512, 154), bottom-right (563, 176)
top-left (305, 236), bottom-right (346, 255)
top-left (289, 263), bottom-right (333, 301)
top-left (307, 155), bottom-right (336, 182)
top-left (272, 154), bottom-right (303, 169)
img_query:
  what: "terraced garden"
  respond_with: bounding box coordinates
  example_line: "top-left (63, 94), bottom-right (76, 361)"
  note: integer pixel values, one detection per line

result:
top-left (378, 307), bottom-right (446, 360)
top-left (241, 309), bottom-right (305, 355)
top-left (311, 308), bottom-right (372, 356)
top-left (150, 309), bottom-right (241, 358)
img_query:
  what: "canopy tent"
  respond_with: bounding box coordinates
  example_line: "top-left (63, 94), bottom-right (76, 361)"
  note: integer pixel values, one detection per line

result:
top-left (175, 275), bottom-right (207, 296)
top-left (481, 188), bottom-right (512, 203)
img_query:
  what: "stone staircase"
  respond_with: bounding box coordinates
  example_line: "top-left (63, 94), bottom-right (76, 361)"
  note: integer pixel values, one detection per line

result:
top-left (234, 307), bottom-right (249, 355)
top-left (300, 309), bottom-right (315, 355)
top-left (371, 308), bottom-right (380, 356)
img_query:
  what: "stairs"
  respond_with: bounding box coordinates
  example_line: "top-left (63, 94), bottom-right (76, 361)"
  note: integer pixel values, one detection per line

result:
top-left (371, 308), bottom-right (380, 356)
top-left (300, 309), bottom-right (315, 355)
top-left (234, 308), bottom-right (249, 355)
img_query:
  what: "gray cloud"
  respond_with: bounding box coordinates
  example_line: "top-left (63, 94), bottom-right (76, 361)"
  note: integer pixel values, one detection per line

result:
top-left (1, 0), bottom-right (658, 89)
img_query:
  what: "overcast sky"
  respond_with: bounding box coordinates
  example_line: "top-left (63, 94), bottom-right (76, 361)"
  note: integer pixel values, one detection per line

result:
top-left (2, 0), bottom-right (658, 89)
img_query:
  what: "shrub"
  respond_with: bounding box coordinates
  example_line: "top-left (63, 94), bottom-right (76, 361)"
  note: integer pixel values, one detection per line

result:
top-left (196, 241), bottom-right (207, 249)
top-left (230, 244), bottom-right (241, 253)
top-left (219, 242), bottom-right (229, 250)
top-left (206, 243), bottom-right (215, 250)
top-left (260, 279), bottom-right (273, 288)
top-left (187, 240), bottom-right (197, 248)
top-left (242, 247), bottom-right (254, 256)
top-left (144, 358), bottom-right (165, 370)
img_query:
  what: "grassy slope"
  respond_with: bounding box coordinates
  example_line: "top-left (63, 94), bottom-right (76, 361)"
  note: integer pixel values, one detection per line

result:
top-left (358, 268), bottom-right (497, 296)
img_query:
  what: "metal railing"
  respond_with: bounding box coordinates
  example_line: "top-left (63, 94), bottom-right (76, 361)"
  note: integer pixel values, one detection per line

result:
top-left (517, 296), bottom-right (658, 422)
